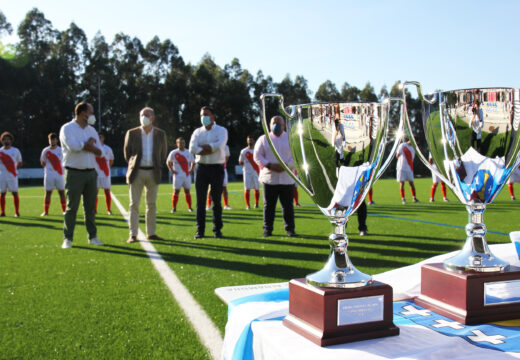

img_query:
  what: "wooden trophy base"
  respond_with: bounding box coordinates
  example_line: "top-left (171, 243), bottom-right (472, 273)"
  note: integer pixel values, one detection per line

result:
top-left (283, 278), bottom-right (399, 346)
top-left (415, 263), bottom-right (520, 324)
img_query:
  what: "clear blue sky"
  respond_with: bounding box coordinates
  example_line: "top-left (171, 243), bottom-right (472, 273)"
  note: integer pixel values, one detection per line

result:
top-left (2, 0), bottom-right (520, 97)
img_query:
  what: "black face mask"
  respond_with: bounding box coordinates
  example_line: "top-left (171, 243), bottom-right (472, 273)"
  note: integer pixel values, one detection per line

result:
top-left (272, 123), bottom-right (283, 136)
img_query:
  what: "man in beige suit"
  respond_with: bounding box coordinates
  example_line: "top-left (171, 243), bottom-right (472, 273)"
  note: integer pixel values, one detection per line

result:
top-left (124, 107), bottom-right (167, 243)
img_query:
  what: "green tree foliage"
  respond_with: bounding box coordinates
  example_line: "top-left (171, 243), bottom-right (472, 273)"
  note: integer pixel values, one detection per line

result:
top-left (0, 8), bottom-right (422, 174)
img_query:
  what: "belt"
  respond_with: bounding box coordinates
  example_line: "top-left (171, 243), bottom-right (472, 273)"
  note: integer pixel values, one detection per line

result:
top-left (140, 167), bottom-right (154, 170)
top-left (65, 167), bottom-right (95, 171)
top-left (197, 163), bottom-right (223, 167)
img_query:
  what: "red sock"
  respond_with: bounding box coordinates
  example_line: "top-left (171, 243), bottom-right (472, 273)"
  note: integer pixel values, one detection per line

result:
top-left (173, 193), bottom-right (179, 209)
top-left (60, 200), bottom-right (66, 212)
top-left (441, 183), bottom-right (447, 198)
top-left (207, 195), bottom-right (212, 207)
top-left (0, 193), bottom-right (5, 214)
top-left (509, 183), bottom-right (515, 198)
top-left (430, 183), bottom-right (437, 199)
top-left (411, 187), bottom-right (416, 197)
top-left (13, 193), bottom-right (19, 214)
top-left (399, 189), bottom-right (405, 199)
top-left (245, 190), bottom-right (250, 207)
top-left (223, 195), bottom-right (229, 207)
top-left (254, 189), bottom-right (260, 205)
top-left (104, 189), bottom-right (111, 211)
top-left (185, 192), bottom-right (192, 208)
top-left (294, 188), bottom-right (299, 204)
top-left (368, 188), bottom-right (373, 203)
top-left (44, 200), bottom-right (50, 213)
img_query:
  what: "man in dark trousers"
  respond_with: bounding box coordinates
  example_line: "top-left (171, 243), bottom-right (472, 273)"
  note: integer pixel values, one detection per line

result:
top-left (254, 115), bottom-right (297, 237)
top-left (189, 106), bottom-right (228, 239)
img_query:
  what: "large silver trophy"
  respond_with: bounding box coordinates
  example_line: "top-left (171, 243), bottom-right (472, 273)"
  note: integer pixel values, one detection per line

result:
top-left (402, 82), bottom-right (520, 324)
top-left (261, 94), bottom-right (402, 345)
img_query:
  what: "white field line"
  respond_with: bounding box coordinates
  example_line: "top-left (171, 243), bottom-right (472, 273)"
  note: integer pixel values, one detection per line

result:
top-left (111, 192), bottom-right (223, 360)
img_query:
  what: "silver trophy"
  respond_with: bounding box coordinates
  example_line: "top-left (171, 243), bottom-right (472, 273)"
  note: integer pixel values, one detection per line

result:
top-left (402, 82), bottom-right (520, 272)
top-left (261, 95), bottom-right (404, 288)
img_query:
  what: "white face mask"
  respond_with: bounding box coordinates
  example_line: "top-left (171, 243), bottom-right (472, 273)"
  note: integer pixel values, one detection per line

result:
top-left (201, 115), bottom-right (211, 127)
top-left (87, 115), bottom-right (96, 125)
top-left (140, 116), bottom-right (151, 127)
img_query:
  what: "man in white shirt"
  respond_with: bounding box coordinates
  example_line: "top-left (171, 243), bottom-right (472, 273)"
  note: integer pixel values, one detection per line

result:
top-left (95, 134), bottom-right (114, 214)
top-left (396, 139), bottom-right (418, 204)
top-left (254, 116), bottom-right (297, 237)
top-left (40, 132), bottom-right (66, 216)
top-left (124, 107), bottom-right (168, 243)
top-left (167, 137), bottom-right (194, 213)
top-left (239, 136), bottom-right (260, 209)
top-left (0, 131), bottom-right (22, 217)
top-left (189, 106), bottom-right (228, 239)
top-left (59, 102), bottom-right (103, 248)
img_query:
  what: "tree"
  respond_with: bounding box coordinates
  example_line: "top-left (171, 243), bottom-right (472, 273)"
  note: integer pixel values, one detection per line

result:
top-left (315, 80), bottom-right (340, 102)
top-left (359, 82), bottom-right (378, 102)
top-left (340, 82), bottom-right (360, 101)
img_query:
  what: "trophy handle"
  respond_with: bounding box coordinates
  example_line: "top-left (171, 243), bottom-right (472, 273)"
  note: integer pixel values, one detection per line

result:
top-left (374, 97), bottom-right (405, 181)
top-left (260, 93), bottom-right (314, 195)
top-left (401, 81), bottom-right (453, 186)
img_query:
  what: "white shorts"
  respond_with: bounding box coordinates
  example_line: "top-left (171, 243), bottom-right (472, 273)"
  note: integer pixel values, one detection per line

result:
top-left (44, 173), bottom-right (65, 191)
top-left (223, 169), bottom-right (228, 187)
top-left (0, 174), bottom-right (18, 192)
top-left (97, 175), bottom-right (111, 189)
top-left (508, 170), bottom-right (520, 184)
top-left (173, 174), bottom-right (191, 189)
top-left (397, 169), bottom-right (414, 182)
top-left (244, 173), bottom-right (259, 190)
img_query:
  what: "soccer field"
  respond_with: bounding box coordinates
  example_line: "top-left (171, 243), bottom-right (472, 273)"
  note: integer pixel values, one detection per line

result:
top-left (1, 178), bottom-right (518, 359)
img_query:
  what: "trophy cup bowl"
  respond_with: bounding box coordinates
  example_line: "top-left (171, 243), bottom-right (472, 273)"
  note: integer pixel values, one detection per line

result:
top-left (402, 81), bottom-right (520, 323)
top-left (260, 94), bottom-right (403, 345)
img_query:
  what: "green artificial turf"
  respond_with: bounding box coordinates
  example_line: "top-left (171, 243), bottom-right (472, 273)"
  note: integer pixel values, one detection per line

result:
top-left (1, 177), bottom-right (518, 358)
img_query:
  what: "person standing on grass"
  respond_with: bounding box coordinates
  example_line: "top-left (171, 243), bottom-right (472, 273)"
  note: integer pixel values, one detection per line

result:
top-left (167, 137), bottom-right (194, 213)
top-left (206, 144), bottom-right (232, 210)
top-left (0, 131), bottom-right (22, 217)
top-left (396, 139), bottom-right (418, 204)
top-left (95, 134), bottom-right (114, 215)
top-left (239, 135), bottom-right (260, 210)
top-left (428, 153), bottom-right (448, 203)
top-left (59, 102), bottom-right (103, 249)
top-left (40, 133), bottom-right (66, 216)
top-left (124, 107), bottom-right (168, 244)
top-left (254, 115), bottom-right (297, 238)
top-left (189, 106), bottom-right (228, 239)
top-left (507, 165), bottom-right (520, 200)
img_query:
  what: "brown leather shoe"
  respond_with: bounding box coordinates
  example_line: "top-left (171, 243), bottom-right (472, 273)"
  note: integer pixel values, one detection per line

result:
top-left (147, 234), bottom-right (164, 240)
top-left (126, 236), bottom-right (137, 243)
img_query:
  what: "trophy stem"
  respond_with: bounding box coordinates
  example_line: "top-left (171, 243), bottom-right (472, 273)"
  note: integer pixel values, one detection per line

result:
top-left (306, 220), bottom-right (372, 288)
top-left (443, 203), bottom-right (509, 272)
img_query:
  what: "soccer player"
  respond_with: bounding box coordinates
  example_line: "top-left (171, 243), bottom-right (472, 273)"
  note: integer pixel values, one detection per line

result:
top-left (0, 132), bottom-right (22, 217)
top-left (95, 134), bottom-right (114, 214)
top-left (429, 153), bottom-right (448, 202)
top-left (207, 144), bottom-right (232, 210)
top-left (239, 136), bottom-right (260, 209)
top-left (508, 165), bottom-right (520, 200)
top-left (167, 137), bottom-right (194, 213)
top-left (40, 133), bottom-right (66, 216)
top-left (396, 139), bottom-right (418, 204)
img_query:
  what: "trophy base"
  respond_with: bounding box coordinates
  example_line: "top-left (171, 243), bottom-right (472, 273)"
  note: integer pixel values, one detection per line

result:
top-left (415, 263), bottom-right (520, 324)
top-left (283, 278), bottom-right (399, 346)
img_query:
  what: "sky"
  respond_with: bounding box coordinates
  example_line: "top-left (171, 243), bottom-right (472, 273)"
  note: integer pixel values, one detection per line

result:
top-left (2, 0), bottom-right (520, 98)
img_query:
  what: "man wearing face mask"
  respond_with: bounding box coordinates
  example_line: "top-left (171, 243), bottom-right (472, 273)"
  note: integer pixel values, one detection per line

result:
top-left (59, 102), bottom-right (103, 249)
top-left (189, 106), bottom-right (228, 239)
top-left (254, 116), bottom-right (297, 237)
top-left (124, 107), bottom-right (168, 244)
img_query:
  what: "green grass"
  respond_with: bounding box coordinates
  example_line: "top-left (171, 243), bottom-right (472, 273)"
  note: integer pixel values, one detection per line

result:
top-left (1, 177), bottom-right (518, 358)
